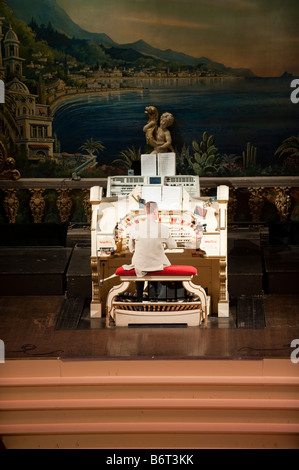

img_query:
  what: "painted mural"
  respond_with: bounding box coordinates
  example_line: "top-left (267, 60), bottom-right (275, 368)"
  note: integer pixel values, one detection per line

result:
top-left (0, 0), bottom-right (298, 179)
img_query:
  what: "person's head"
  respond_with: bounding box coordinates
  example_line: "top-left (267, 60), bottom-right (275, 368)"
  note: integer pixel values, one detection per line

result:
top-left (145, 201), bottom-right (159, 219)
top-left (160, 112), bottom-right (174, 129)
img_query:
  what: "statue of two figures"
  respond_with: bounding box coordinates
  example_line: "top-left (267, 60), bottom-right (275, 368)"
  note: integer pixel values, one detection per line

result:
top-left (143, 106), bottom-right (175, 154)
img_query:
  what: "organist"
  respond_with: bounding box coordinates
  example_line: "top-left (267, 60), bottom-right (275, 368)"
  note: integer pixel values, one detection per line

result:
top-left (122, 200), bottom-right (177, 301)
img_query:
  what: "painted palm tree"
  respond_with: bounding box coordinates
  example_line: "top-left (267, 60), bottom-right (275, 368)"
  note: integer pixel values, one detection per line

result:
top-left (188, 132), bottom-right (222, 176)
top-left (275, 135), bottom-right (299, 160)
top-left (79, 138), bottom-right (105, 158)
top-left (112, 146), bottom-right (142, 170)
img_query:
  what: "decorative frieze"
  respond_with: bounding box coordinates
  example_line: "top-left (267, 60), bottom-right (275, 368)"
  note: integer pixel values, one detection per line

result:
top-left (228, 187), bottom-right (238, 223)
top-left (56, 189), bottom-right (72, 222)
top-left (248, 187), bottom-right (265, 222)
top-left (274, 187), bottom-right (291, 221)
top-left (29, 189), bottom-right (45, 223)
top-left (0, 177), bottom-right (298, 225)
top-left (82, 189), bottom-right (92, 223)
top-left (3, 189), bottom-right (19, 223)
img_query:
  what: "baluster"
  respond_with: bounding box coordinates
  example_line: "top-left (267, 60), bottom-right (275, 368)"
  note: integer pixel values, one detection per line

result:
top-left (82, 189), bottom-right (92, 223)
top-left (228, 187), bottom-right (238, 223)
top-left (248, 187), bottom-right (265, 222)
top-left (3, 189), bottom-right (19, 223)
top-left (56, 189), bottom-right (72, 222)
top-left (274, 186), bottom-right (291, 221)
top-left (29, 189), bottom-right (45, 223)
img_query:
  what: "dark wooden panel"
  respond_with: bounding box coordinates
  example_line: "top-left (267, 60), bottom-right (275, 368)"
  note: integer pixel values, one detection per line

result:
top-left (0, 247), bottom-right (72, 295)
top-left (66, 245), bottom-right (92, 299)
top-left (263, 246), bottom-right (299, 294)
top-left (0, 223), bottom-right (68, 247)
top-left (228, 237), bottom-right (263, 298)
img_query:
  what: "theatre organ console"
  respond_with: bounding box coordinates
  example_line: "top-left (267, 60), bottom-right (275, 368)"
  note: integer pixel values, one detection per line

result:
top-left (90, 175), bottom-right (230, 324)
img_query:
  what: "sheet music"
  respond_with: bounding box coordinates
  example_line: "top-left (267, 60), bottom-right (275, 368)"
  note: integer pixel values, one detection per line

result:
top-left (141, 185), bottom-right (162, 206)
top-left (158, 153), bottom-right (176, 176)
top-left (141, 154), bottom-right (157, 176)
top-left (161, 185), bottom-right (182, 210)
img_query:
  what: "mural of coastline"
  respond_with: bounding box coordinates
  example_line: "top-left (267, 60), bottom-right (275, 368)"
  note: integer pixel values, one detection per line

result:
top-left (0, 0), bottom-right (299, 178)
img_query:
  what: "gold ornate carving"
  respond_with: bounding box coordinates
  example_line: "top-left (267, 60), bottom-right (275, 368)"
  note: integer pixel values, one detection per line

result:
top-left (228, 187), bottom-right (238, 223)
top-left (274, 186), bottom-right (291, 221)
top-left (91, 256), bottom-right (100, 302)
top-left (0, 141), bottom-right (21, 181)
top-left (200, 187), bottom-right (211, 197)
top-left (248, 187), bottom-right (265, 222)
top-left (219, 258), bottom-right (227, 301)
top-left (3, 189), bottom-right (19, 223)
top-left (29, 189), bottom-right (45, 223)
top-left (83, 189), bottom-right (92, 223)
top-left (56, 189), bottom-right (72, 222)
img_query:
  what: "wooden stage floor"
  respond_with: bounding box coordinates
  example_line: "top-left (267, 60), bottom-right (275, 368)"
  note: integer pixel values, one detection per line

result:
top-left (0, 294), bottom-right (298, 361)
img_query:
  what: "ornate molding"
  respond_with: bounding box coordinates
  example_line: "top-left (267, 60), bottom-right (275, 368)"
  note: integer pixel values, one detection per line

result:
top-left (91, 256), bottom-right (100, 303)
top-left (228, 187), bottom-right (238, 223)
top-left (200, 187), bottom-right (211, 197)
top-left (3, 189), bottom-right (19, 223)
top-left (274, 186), bottom-right (291, 221)
top-left (29, 189), bottom-right (45, 223)
top-left (56, 189), bottom-right (72, 222)
top-left (248, 187), bottom-right (265, 222)
top-left (219, 259), bottom-right (227, 301)
top-left (0, 177), bottom-right (298, 225)
top-left (83, 189), bottom-right (91, 223)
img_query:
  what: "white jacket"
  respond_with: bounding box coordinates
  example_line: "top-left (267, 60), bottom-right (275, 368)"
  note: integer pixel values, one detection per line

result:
top-left (122, 217), bottom-right (177, 277)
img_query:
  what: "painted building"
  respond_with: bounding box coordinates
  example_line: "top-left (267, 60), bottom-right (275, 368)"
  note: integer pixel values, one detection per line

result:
top-left (0, 20), bottom-right (54, 159)
top-left (6, 77), bottom-right (54, 160)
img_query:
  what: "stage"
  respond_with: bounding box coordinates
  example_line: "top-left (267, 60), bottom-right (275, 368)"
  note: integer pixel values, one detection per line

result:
top-left (0, 293), bottom-right (298, 360)
top-left (0, 224), bottom-right (299, 360)
top-left (0, 225), bottom-right (298, 449)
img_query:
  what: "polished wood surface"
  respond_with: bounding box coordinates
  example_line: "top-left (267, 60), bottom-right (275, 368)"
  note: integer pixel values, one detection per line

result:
top-left (0, 294), bottom-right (298, 360)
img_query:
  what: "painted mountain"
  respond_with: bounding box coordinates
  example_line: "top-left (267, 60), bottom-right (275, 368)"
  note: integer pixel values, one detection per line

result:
top-left (6, 0), bottom-right (117, 46)
top-left (6, 0), bottom-right (255, 76)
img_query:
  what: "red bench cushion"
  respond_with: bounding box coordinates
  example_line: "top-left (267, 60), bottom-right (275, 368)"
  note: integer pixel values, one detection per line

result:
top-left (115, 265), bottom-right (197, 277)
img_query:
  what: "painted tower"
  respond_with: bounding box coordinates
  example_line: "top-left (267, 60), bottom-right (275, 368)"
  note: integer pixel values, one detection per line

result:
top-left (0, 18), bottom-right (6, 79)
top-left (3, 24), bottom-right (25, 78)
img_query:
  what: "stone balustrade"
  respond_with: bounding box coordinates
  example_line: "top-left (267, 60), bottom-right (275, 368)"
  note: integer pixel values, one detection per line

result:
top-left (0, 176), bottom-right (298, 225)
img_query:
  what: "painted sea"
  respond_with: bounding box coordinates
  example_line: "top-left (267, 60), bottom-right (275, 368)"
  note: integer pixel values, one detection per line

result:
top-left (52, 77), bottom-right (299, 165)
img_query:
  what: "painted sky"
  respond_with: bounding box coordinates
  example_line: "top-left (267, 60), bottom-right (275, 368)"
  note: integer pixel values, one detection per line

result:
top-left (57, 0), bottom-right (299, 77)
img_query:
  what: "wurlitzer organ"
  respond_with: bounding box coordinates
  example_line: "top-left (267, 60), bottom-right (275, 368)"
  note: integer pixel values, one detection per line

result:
top-left (90, 176), bottom-right (229, 323)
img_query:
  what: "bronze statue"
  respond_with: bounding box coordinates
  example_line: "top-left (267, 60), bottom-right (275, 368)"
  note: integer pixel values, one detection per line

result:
top-left (143, 106), bottom-right (174, 154)
top-left (0, 141), bottom-right (20, 180)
